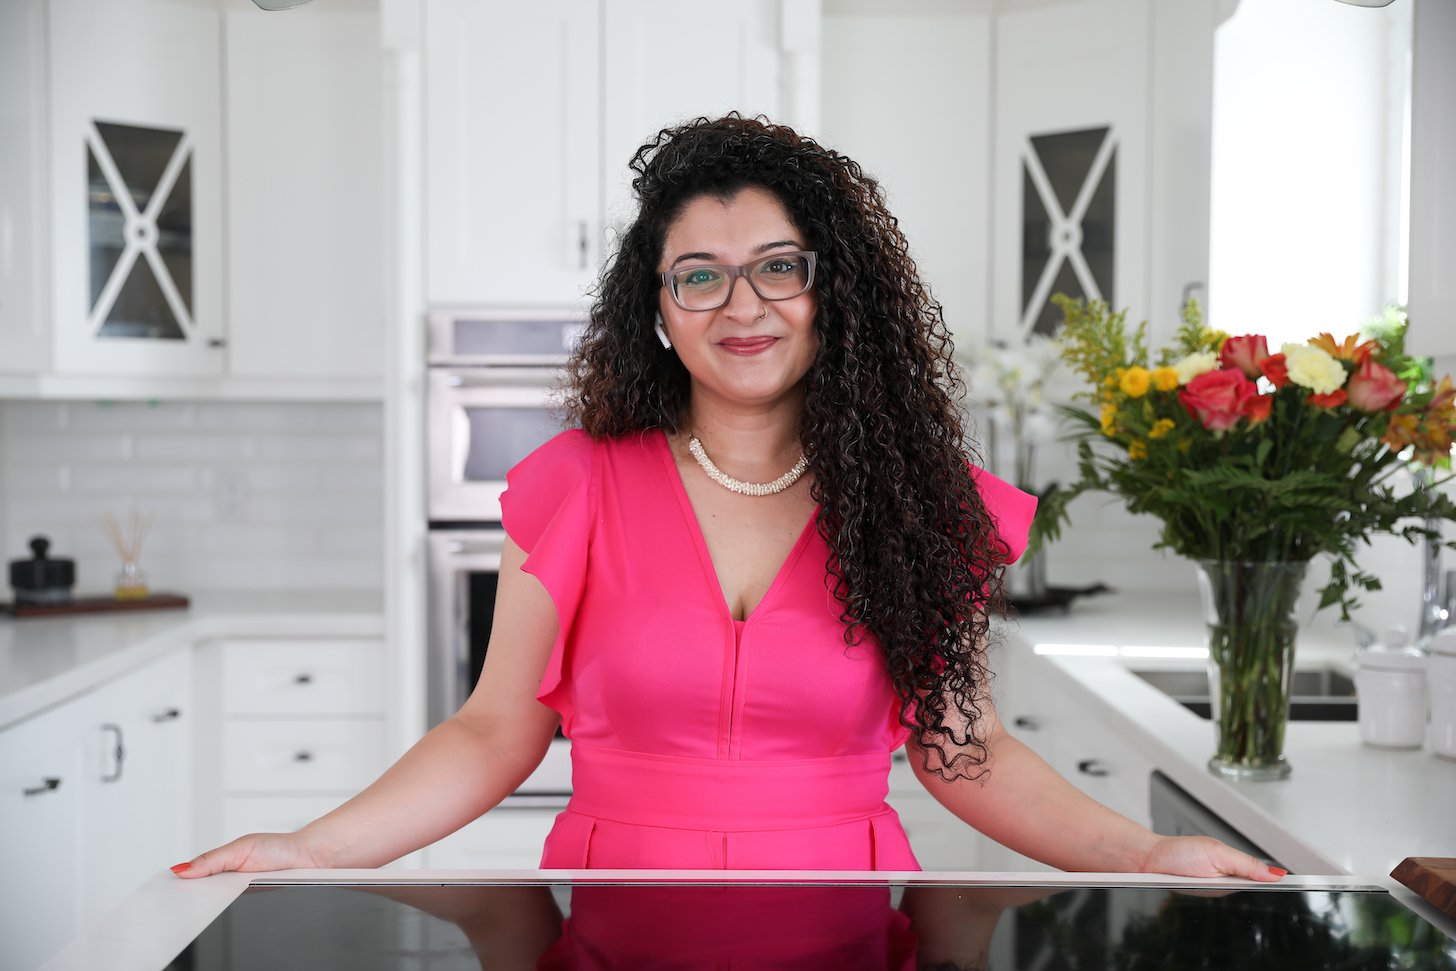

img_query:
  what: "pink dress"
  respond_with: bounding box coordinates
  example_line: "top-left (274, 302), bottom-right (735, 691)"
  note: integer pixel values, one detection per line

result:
top-left (499, 429), bottom-right (1036, 871)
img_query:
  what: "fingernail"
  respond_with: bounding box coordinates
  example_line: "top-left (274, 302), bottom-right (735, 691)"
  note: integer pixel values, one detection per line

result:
top-left (171, 862), bottom-right (192, 874)
top-left (1267, 866), bottom-right (1287, 877)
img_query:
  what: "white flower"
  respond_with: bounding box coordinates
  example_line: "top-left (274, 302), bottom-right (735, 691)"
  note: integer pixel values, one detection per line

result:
top-left (1281, 343), bottom-right (1347, 395)
top-left (1172, 351), bottom-right (1218, 385)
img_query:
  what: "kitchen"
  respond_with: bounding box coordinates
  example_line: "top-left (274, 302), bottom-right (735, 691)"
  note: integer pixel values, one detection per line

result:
top-left (2, 0), bottom-right (1455, 967)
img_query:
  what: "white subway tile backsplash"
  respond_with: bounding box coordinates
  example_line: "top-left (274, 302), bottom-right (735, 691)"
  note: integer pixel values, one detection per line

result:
top-left (0, 400), bottom-right (383, 594)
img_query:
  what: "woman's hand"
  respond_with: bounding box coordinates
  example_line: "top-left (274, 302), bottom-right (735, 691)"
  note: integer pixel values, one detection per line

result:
top-left (1139, 835), bottom-right (1285, 882)
top-left (172, 830), bottom-right (331, 879)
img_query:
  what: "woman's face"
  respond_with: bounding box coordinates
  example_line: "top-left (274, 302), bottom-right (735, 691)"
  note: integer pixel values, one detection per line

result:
top-left (656, 186), bottom-right (820, 415)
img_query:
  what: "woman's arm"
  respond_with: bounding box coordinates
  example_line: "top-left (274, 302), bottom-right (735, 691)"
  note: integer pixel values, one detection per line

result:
top-left (909, 689), bottom-right (1281, 881)
top-left (179, 537), bottom-right (561, 875)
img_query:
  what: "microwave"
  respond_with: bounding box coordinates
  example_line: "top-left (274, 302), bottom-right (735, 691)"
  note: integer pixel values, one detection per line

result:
top-left (426, 308), bottom-right (586, 524)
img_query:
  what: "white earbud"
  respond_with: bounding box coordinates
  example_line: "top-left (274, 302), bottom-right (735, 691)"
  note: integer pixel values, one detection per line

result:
top-left (654, 314), bottom-right (672, 349)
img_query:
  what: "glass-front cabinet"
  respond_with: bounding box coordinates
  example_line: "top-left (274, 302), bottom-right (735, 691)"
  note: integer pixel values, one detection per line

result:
top-left (48, 0), bottom-right (225, 377)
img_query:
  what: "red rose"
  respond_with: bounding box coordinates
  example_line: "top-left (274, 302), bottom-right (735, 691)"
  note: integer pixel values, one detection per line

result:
top-left (1244, 394), bottom-right (1273, 425)
top-left (1219, 335), bottom-right (1270, 379)
top-left (1345, 358), bottom-right (1406, 412)
top-left (1179, 370), bottom-right (1257, 431)
top-left (1261, 353), bottom-right (1289, 389)
top-left (1307, 389), bottom-right (1348, 409)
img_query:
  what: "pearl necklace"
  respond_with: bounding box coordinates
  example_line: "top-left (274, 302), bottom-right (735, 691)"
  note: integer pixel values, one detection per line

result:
top-left (687, 436), bottom-right (808, 497)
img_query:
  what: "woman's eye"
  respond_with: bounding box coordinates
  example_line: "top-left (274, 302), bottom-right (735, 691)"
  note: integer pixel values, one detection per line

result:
top-left (759, 259), bottom-right (797, 277)
top-left (681, 269), bottom-right (723, 289)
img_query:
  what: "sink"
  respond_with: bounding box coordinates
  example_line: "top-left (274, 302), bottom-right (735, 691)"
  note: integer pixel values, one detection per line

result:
top-left (1131, 668), bottom-right (1357, 721)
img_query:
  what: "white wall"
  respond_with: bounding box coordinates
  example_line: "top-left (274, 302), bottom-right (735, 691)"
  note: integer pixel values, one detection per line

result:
top-left (1208, 0), bottom-right (1411, 345)
top-left (0, 401), bottom-right (385, 595)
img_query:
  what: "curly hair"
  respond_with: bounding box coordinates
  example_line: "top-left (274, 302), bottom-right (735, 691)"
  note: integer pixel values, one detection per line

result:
top-left (562, 114), bottom-right (1011, 780)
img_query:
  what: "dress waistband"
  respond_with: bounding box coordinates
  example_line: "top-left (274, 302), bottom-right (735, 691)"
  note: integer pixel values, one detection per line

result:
top-left (566, 744), bottom-right (892, 832)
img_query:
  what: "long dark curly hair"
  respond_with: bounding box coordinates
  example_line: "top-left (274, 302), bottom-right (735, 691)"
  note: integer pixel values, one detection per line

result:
top-left (563, 114), bottom-right (1011, 780)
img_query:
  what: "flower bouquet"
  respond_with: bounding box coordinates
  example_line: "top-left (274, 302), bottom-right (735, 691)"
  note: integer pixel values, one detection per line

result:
top-left (1041, 296), bottom-right (1456, 779)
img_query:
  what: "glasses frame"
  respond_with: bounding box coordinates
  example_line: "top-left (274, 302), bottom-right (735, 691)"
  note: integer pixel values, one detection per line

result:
top-left (659, 250), bottom-right (819, 312)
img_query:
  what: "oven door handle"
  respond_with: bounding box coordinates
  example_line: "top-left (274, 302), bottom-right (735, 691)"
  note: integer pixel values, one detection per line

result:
top-left (497, 794), bottom-right (571, 810)
top-left (445, 538), bottom-right (505, 558)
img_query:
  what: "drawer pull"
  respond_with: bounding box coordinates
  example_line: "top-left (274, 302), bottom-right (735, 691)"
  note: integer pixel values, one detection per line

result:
top-left (293, 673), bottom-right (314, 685)
top-left (22, 777), bottom-right (61, 797)
top-left (151, 707), bottom-right (182, 723)
top-left (891, 750), bottom-right (909, 764)
top-left (102, 723), bottom-right (126, 783)
top-left (1013, 716), bottom-right (1040, 731)
top-left (1077, 759), bottom-right (1111, 778)
top-left (293, 751), bottom-right (314, 763)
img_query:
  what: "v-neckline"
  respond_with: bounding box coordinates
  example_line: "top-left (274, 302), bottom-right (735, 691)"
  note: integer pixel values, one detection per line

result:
top-left (656, 429), bottom-right (820, 625)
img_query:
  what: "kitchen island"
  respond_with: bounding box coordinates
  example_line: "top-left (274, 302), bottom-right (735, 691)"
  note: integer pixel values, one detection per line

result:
top-left (41, 867), bottom-right (1456, 971)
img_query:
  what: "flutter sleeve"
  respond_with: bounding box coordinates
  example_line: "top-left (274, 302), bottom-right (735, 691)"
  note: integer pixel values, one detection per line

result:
top-left (499, 428), bottom-right (596, 714)
top-left (969, 465), bottom-right (1038, 565)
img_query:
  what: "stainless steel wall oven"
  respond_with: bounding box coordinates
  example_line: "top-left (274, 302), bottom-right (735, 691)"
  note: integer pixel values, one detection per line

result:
top-left (426, 309), bottom-right (584, 795)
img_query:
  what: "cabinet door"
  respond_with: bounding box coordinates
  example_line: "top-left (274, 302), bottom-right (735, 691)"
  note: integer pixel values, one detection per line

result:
top-left (0, 703), bottom-right (83, 971)
top-left (1407, 0), bottom-right (1456, 357)
top-left (77, 649), bottom-right (194, 925)
top-left (222, 1), bottom-right (385, 384)
top-left (47, 0), bottom-right (226, 377)
top-left (600, 0), bottom-right (782, 235)
top-left (990, 0), bottom-right (1151, 343)
top-left (423, 802), bottom-right (564, 869)
top-left (424, 0), bottom-right (600, 307)
top-left (0, 0), bottom-right (50, 374)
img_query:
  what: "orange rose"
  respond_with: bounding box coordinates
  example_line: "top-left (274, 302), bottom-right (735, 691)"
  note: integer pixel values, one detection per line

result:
top-left (1261, 354), bottom-right (1290, 389)
top-left (1219, 335), bottom-right (1271, 379)
top-left (1244, 394), bottom-right (1274, 425)
top-left (1308, 389), bottom-right (1348, 409)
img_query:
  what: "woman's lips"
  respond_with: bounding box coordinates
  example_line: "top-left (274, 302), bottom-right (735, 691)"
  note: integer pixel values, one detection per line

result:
top-left (718, 336), bottom-right (779, 356)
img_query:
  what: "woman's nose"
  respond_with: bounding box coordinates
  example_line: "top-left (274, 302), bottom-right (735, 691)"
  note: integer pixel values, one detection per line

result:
top-left (722, 273), bottom-right (764, 320)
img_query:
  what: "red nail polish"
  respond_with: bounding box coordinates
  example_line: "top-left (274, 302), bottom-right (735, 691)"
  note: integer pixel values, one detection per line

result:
top-left (171, 862), bottom-right (192, 874)
top-left (1267, 866), bottom-right (1287, 877)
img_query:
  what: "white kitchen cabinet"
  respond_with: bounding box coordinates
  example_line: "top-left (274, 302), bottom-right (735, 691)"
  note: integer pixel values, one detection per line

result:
top-left (76, 648), bottom-right (194, 925)
top-left (423, 799), bottom-right (565, 870)
top-left (197, 638), bottom-right (388, 850)
top-left (423, 0), bottom-right (784, 308)
top-left (887, 749), bottom-right (984, 871)
top-left (47, 0), bottom-right (227, 378)
top-left (0, 648), bottom-right (192, 971)
top-left (981, 641), bottom-right (1156, 872)
top-left (1407, 0), bottom-right (1456, 358)
top-left (990, 0), bottom-right (1218, 344)
top-left (222, 1), bottom-right (385, 387)
top-left (0, 699), bottom-right (83, 971)
top-left (0, 0), bottom-right (51, 375)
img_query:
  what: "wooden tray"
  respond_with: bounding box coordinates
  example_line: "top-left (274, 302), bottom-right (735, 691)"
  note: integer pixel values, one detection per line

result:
top-left (1391, 857), bottom-right (1456, 921)
top-left (0, 593), bottom-right (190, 618)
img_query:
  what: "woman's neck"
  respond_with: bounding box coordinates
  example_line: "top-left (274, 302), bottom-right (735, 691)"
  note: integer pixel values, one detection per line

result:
top-left (681, 391), bottom-right (805, 475)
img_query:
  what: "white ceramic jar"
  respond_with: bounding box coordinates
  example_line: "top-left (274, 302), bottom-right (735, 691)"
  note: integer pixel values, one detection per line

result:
top-left (1355, 649), bottom-right (1427, 749)
top-left (1428, 629), bottom-right (1456, 760)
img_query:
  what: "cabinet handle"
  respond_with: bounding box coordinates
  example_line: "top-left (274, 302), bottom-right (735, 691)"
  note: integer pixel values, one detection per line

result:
top-left (293, 751), bottom-right (314, 763)
top-left (207, 337), bottom-right (227, 349)
top-left (577, 221), bottom-right (589, 271)
top-left (102, 723), bottom-right (126, 783)
top-left (23, 777), bottom-right (61, 797)
top-left (1013, 716), bottom-right (1040, 731)
top-left (151, 707), bottom-right (182, 723)
top-left (294, 673), bottom-right (313, 685)
top-left (891, 750), bottom-right (909, 764)
top-left (1076, 759), bottom-right (1111, 778)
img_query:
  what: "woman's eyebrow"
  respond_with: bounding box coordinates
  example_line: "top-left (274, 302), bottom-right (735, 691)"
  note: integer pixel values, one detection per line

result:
top-left (668, 240), bottom-right (803, 269)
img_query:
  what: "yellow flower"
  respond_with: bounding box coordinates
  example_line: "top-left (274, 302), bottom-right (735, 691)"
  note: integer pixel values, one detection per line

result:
top-left (1172, 351), bottom-right (1218, 385)
top-left (1148, 418), bottom-right (1176, 440)
top-left (1151, 367), bottom-right (1179, 392)
top-left (1119, 366), bottom-right (1152, 398)
top-left (1177, 439), bottom-right (1192, 453)
top-left (1281, 343), bottom-right (1347, 395)
top-left (1128, 440), bottom-right (1148, 461)
top-left (1100, 403), bottom-right (1117, 435)
top-left (1103, 375), bottom-right (1118, 389)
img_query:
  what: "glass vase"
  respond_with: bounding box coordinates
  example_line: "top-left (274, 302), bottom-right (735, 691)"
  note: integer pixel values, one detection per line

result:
top-left (1196, 559), bottom-right (1307, 781)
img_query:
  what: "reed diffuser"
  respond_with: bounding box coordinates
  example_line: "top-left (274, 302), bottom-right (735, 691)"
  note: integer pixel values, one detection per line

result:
top-left (99, 509), bottom-right (154, 600)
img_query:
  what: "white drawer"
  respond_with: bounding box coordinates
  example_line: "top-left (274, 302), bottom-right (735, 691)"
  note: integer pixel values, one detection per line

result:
top-left (223, 719), bottom-right (385, 792)
top-left (221, 639), bottom-right (384, 716)
top-left (422, 800), bottom-right (564, 869)
top-left (221, 795), bottom-right (348, 843)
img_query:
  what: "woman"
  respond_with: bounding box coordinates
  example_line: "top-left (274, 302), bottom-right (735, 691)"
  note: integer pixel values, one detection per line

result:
top-left (177, 115), bottom-right (1280, 879)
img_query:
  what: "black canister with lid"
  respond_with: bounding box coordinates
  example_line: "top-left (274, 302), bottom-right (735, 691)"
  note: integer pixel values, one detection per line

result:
top-left (9, 536), bottom-right (76, 605)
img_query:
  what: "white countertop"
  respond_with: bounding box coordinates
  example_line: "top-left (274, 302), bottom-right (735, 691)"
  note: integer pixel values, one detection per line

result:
top-left (1002, 592), bottom-right (1456, 878)
top-left (0, 590), bottom-right (385, 730)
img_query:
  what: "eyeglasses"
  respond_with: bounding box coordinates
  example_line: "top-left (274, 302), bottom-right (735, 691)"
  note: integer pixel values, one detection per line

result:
top-left (660, 250), bottom-right (818, 312)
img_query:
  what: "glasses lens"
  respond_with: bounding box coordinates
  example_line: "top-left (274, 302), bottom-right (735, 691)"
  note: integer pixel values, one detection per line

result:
top-left (750, 254), bottom-right (812, 300)
top-left (672, 266), bottom-right (730, 310)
